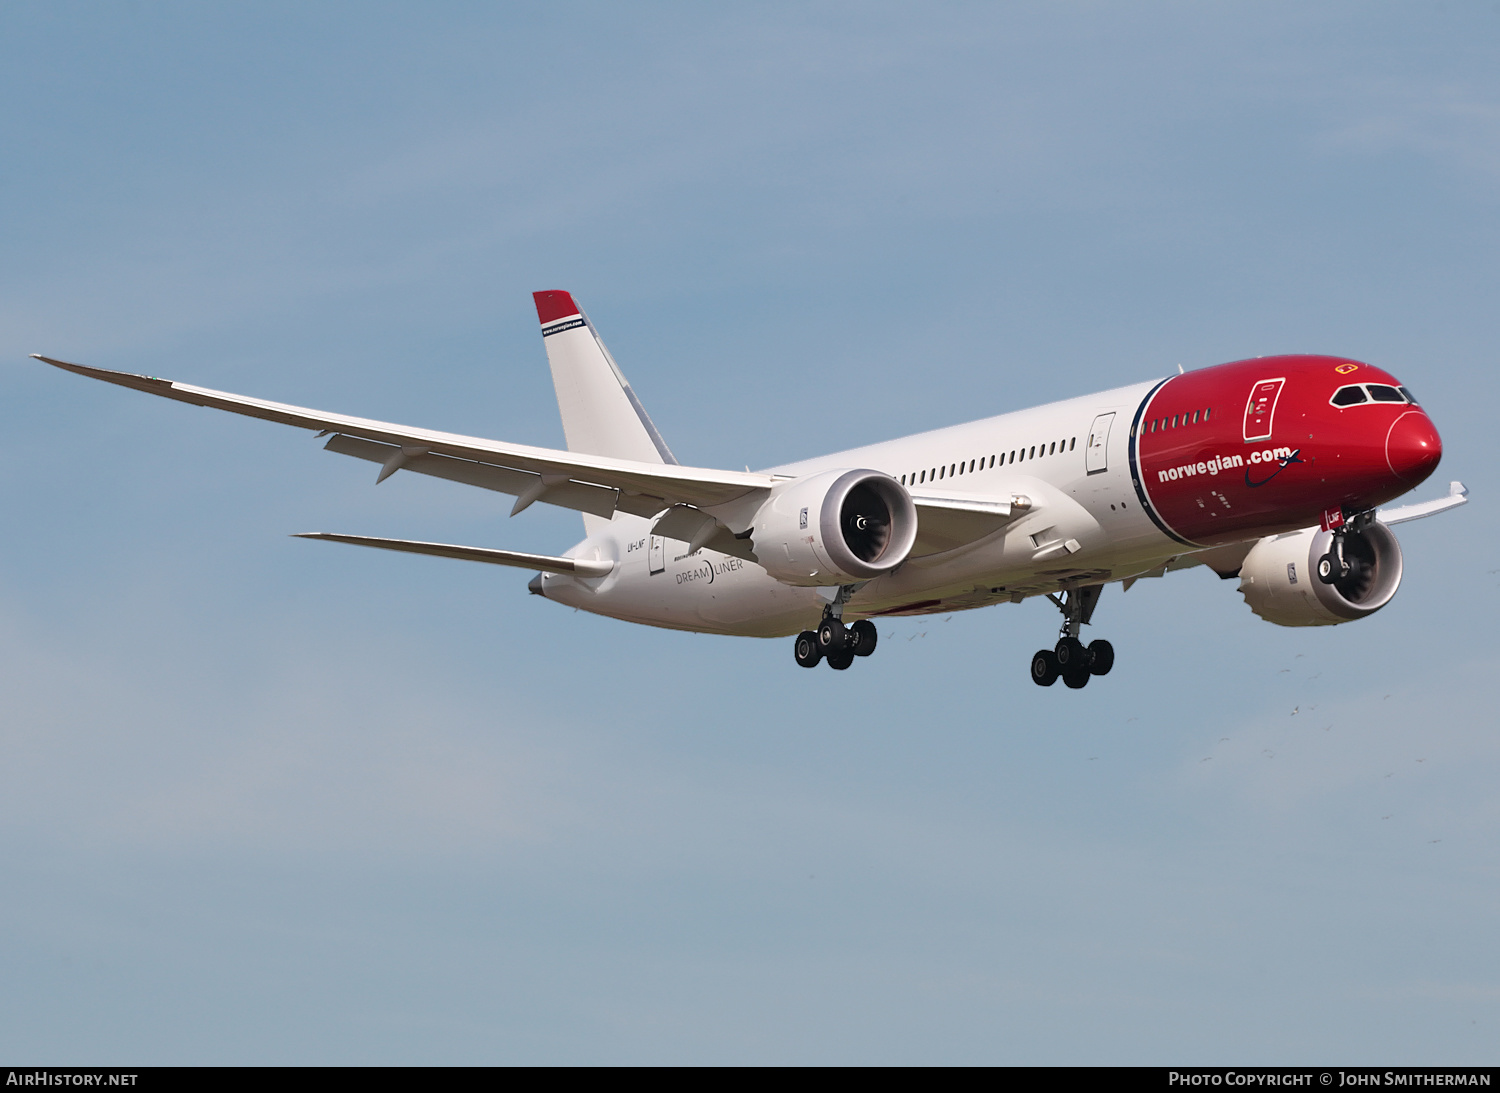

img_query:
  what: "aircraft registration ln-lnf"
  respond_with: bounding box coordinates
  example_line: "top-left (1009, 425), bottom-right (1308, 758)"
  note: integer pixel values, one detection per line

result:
top-left (33, 290), bottom-right (1468, 687)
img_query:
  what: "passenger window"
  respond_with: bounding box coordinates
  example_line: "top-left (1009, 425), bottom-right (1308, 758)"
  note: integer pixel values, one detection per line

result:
top-left (1204, 407), bottom-right (1211, 421)
top-left (1368, 384), bottom-right (1404, 402)
top-left (1331, 385), bottom-right (1367, 406)
top-left (989, 455), bottom-right (995, 468)
top-left (1048, 442), bottom-right (1055, 455)
top-left (1070, 437), bottom-right (1076, 450)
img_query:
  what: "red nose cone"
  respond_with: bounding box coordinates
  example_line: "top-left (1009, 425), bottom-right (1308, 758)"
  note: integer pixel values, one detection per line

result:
top-left (1386, 410), bottom-right (1442, 483)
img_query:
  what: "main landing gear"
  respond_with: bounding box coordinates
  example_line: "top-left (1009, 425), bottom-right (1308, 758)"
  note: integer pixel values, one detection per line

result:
top-left (1031, 585), bottom-right (1114, 689)
top-left (794, 585), bottom-right (877, 670)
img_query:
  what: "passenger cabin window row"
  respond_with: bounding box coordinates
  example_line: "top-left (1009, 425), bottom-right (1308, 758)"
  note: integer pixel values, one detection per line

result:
top-left (1136, 406), bottom-right (1212, 437)
top-left (1330, 383), bottom-right (1418, 407)
top-left (898, 436), bottom-right (1077, 487)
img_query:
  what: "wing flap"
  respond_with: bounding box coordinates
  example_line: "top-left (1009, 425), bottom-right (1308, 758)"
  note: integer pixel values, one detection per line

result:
top-left (909, 491), bottom-right (1025, 557)
top-left (323, 435), bottom-right (622, 519)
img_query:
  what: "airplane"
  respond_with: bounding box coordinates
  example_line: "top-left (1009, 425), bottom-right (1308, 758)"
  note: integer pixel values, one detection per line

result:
top-left (30, 289), bottom-right (1467, 687)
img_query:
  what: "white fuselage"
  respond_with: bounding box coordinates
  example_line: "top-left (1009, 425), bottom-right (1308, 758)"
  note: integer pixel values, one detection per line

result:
top-left (537, 380), bottom-right (1186, 637)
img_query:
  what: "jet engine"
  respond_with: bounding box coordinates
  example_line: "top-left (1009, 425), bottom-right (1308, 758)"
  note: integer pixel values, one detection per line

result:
top-left (751, 468), bottom-right (918, 586)
top-left (1237, 521), bottom-right (1403, 626)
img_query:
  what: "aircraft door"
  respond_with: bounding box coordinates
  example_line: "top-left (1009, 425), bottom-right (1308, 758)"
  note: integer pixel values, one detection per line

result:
top-left (1243, 378), bottom-right (1285, 442)
top-left (648, 535), bottom-right (665, 574)
top-left (1086, 413), bottom-right (1114, 475)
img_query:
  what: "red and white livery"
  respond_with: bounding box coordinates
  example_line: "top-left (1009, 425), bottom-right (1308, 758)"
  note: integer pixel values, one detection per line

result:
top-left (32, 290), bottom-right (1465, 686)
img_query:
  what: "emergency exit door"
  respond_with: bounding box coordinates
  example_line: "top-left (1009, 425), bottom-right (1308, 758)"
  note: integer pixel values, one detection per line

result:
top-left (1086, 413), bottom-right (1114, 475)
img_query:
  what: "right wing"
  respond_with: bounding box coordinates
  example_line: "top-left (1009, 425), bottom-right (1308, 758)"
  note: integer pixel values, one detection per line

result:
top-left (1376, 480), bottom-right (1468, 525)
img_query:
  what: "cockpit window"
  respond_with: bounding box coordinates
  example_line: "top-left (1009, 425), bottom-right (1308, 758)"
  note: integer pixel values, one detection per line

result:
top-left (1399, 386), bottom-right (1419, 406)
top-left (1331, 383), bottom-right (1414, 407)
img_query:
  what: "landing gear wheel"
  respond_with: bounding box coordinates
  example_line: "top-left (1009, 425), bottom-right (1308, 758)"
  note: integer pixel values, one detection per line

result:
top-left (1031, 649), bottom-right (1060, 686)
top-left (826, 649), bottom-right (855, 671)
top-left (817, 618), bottom-right (848, 654)
top-left (1063, 667), bottom-right (1091, 689)
top-left (849, 619), bottom-right (878, 657)
top-left (1055, 636), bottom-right (1088, 671)
top-left (1086, 639), bottom-right (1114, 676)
top-left (1316, 552), bottom-right (1343, 585)
top-left (794, 631), bottom-right (822, 668)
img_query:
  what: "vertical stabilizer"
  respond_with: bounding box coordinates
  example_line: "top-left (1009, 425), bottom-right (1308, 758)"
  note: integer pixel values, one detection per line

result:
top-left (533, 291), bottom-right (677, 467)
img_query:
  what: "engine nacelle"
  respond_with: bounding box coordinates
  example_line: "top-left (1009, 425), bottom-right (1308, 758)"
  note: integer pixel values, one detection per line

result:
top-left (751, 468), bottom-right (918, 586)
top-left (1238, 522), bottom-right (1403, 627)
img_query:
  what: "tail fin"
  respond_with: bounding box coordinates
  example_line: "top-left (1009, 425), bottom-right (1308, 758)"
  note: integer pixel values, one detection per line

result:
top-left (533, 291), bottom-right (677, 467)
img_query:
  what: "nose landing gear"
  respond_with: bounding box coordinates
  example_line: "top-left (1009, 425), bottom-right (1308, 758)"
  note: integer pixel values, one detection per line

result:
top-left (1031, 585), bottom-right (1114, 688)
top-left (793, 585), bottom-right (878, 670)
top-left (1317, 512), bottom-right (1375, 585)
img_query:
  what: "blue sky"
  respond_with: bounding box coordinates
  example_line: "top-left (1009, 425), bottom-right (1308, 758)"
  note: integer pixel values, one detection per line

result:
top-left (2, 2), bottom-right (1497, 1063)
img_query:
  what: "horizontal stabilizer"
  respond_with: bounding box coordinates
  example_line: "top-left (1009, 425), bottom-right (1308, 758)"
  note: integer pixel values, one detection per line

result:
top-left (293, 533), bottom-right (614, 577)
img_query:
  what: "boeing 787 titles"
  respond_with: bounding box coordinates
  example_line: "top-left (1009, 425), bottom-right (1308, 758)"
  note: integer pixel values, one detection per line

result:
top-left (32, 290), bottom-right (1467, 687)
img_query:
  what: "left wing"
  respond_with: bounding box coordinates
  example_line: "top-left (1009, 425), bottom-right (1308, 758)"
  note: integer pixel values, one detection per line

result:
top-left (33, 354), bottom-right (1030, 556)
top-left (32, 355), bottom-right (769, 517)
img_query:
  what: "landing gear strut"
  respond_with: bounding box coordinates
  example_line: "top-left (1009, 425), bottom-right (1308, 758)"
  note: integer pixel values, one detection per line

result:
top-left (1031, 585), bottom-right (1114, 688)
top-left (793, 584), bottom-right (877, 670)
top-left (1317, 511), bottom-right (1374, 585)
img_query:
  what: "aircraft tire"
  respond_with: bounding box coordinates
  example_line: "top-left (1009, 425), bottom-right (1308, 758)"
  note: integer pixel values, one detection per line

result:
top-left (1055, 636), bottom-right (1088, 670)
top-left (794, 631), bottom-right (823, 668)
top-left (817, 618), bottom-right (849, 653)
top-left (1063, 667), bottom-right (1091, 689)
top-left (849, 619), bottom-right (878, 657)
top-left (1316, 552), bottom-right (1345, 585)
top-left (1087, 639), bottom-right (1114, 676)
top-left (1031, 650), bottom-right (1060, 687)
top-left (826, 649), bottom-right (856, 671)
